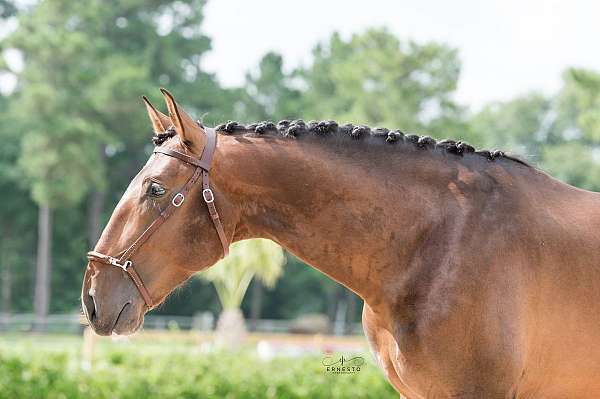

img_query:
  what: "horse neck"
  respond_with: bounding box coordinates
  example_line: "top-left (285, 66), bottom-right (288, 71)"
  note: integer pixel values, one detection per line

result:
top-left (212, 134), bottom-right (459, 302)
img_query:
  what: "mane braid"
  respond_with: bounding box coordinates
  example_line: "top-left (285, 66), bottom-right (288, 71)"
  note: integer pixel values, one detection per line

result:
top-left (213, 119), bottom-right (531, 167)
top-left (152, 127), bottom-right (177, 146)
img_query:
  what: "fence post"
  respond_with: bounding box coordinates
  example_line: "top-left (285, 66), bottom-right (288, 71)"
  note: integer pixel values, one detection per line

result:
top-left (81, 326), bottom-right (95, 371)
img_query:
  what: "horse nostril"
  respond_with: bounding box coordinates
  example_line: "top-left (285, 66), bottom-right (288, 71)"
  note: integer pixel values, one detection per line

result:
top-left (83, 291), bottom-right (96, 321)
top-left (91, 296), bottom-right (98, 318)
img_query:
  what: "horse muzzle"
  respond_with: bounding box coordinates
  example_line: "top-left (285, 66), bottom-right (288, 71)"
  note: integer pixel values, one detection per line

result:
top-left (81, 263), bottom-right (145, 336)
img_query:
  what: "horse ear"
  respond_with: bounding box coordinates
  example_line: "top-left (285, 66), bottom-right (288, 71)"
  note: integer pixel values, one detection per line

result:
top-left (160, 88), bottom-right (206, 154)
top-left (142, 96), bottom-right (171, 133)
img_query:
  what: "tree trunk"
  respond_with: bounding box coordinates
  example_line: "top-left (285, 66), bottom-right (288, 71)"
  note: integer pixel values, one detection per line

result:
top-left (87, 189), bottom-right (105, 247)
top-left (34, 204), bottom-right (52, 332)
top-left (333, 292), bottom-right (347, 336)
top-left (249, 280), bottom-right (263, 331)
top-left (327, 285), bottom-right (345, 328)
top-left (215, 308), bottom-right (247, 349)
top-left (1, 239), bottom-right (12, 329)
top-left (345, 290), bottom-right (357, 334)
top-left (327, 287), bottom-right (337, 325)
top-left (1, 246), bottom-right (11, 315)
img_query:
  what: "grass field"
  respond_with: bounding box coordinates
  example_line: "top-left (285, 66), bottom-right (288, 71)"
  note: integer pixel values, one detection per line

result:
top-left (0, 333), bottom-right (397, 398)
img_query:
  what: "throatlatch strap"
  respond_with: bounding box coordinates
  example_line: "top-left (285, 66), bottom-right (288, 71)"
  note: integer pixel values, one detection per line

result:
top-left (201, 170), bottom-right (229, 257)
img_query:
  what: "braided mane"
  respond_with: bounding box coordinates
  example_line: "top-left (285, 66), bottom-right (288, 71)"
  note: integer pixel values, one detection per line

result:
top-left (152, 120), bottom-right (529, 167)
top-left (152, 126), bottom-right (177, 146)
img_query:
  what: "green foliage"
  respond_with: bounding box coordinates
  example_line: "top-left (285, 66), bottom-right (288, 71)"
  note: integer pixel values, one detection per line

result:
top-left (4, 0), bottom-right (227, 207)
top-left (201, 239), bottom-right (285, 310)
top-left (240, 28), bottom-right (468, 138)
top-left (249, 253), bottom-right (347, 320)
top-left (559, 68), bottom-right (600, 142)
top-left (542, 142), bottom-right (600, 190)
top-left (0, 336), bottom-right (396, 399)
top-left (539, 69), bottom-right (600, 191)
top-left (241, 52), bottom-right (303, 121)
top-left (18, 119), bottom-right (106, 206)
top-left (469, 93), bottom-right (552, 159)
top-left (300, 28), bottom-right (466, 138)
top-left (0, 0), bottom-right (234, 313)
top-left (0, 0), bottom-right (15, 18)
top-left (468, 67), bottom-right (600, 191)
top-left (3, 0), bottom-right (600, 321)
top-left (0, 85), bottom-right (38, 312)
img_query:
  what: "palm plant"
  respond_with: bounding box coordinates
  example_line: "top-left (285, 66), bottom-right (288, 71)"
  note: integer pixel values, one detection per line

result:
top-left (199, 239), bottom-right (285, 346)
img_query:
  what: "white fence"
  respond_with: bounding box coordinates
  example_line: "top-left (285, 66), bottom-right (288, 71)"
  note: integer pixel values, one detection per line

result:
top-left (0, 313), bottom-right (364, 335)
top-left (0, 313), bottom-right (214, 334)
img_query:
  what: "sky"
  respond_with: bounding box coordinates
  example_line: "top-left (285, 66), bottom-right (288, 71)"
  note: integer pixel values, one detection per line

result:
top-left (201, 0), bottom-right (600, 109)
top-left (1, 0), bottom-right (599, 109)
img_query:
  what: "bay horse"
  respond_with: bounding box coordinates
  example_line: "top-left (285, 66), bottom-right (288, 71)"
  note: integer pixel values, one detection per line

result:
top-left (82, 89), bottom-right (600, 398)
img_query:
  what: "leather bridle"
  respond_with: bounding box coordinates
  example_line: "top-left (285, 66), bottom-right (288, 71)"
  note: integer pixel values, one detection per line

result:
top-left (86, 126), bottom-right (229, 309)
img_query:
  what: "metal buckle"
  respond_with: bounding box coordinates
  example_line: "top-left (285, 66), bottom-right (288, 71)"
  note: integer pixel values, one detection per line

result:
top-left (109, 258), bottom-right (132, 271)
top-left (202, 188), bottom-right (214, 203)
top-left (172, 193), bottom-right (185, 207)
top-left (121, 260), bottom-right (132, 271)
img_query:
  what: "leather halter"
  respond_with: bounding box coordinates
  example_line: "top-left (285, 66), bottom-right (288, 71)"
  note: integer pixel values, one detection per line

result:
top-left (87, 127), bottom-right (229, 309)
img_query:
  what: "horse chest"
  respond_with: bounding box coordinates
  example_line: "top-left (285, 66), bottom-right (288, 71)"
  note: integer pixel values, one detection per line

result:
top-left (362, 303), bottom-right (444, 398)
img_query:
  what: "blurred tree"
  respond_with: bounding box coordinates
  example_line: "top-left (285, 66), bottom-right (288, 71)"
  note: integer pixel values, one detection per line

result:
top-left (0, 2), bottom-right (33, 317)
top-left (1, 0), bottom-right (231, 320)
top-left (200, 239), bottom-right (284, 346)
top-left (300, 28), bottom-right (467, 138)
top-left (3, 0), bottom-right (600, 329)
top-left (559, 68), bottom-right (600, 142)
top-left (467, 68), bottom-right (600, 191)
top-left (240, 51), bottom-right (303, 121)
top-left (0, 94), bottom-right (37, 316)
top-left (541, 68), bottom-right (600, 190)
top-left (469, 93), bottom-right (553, 162)
top-left (0, 0), bottom-right (15, 18)
top-left (541, 142), bottom-right (600, 190)
top-left (249, 254), bottom-right (335, 319)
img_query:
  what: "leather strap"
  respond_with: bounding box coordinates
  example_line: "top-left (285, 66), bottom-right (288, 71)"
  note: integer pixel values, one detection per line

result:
top-left (117, 166), bottom-right (203, 263)
top-left (153, 147), bottom-right (212, 171)
top-left (87, 126), bottom-right (229, 309)
top-left (201, 170), bottom-right (229, 256)
top-left (86, 251), bottom-right (154, 307)
top-left (199, 127), bottom-right (217, 166)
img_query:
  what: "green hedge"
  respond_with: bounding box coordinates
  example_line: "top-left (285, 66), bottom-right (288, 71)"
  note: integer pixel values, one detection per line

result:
top-left (0, 336), bottom-right (396, 399)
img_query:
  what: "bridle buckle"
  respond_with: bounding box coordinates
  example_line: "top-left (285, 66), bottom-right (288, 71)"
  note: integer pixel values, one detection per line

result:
top-left (202, 188), bottom-right (215, 203)
top-left (109, 257), bottom-right (132, 271)
top-left (172, 193), bottom-right (185, 207)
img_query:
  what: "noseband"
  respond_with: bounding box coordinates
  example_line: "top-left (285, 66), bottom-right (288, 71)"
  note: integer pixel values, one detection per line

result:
top-left (87, 127), bottom-right (229, 308)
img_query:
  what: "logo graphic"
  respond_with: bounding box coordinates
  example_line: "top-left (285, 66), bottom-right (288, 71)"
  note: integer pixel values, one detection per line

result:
top-left (322, 354), bottom-right (365, 375)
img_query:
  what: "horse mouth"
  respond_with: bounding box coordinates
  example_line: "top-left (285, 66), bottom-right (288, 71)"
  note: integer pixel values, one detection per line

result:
top-left (84, 300), bottom-right (141, 336)
top-left (81, 265), bottom-right (145, 336)
top-left (112, 302), bottom-right (130, 330)
top-left (111, 302), bottom-right (143, 336)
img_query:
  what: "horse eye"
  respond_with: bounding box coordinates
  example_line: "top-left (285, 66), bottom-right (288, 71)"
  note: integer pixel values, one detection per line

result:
top-left (148, 182), bottom-right (166, 197)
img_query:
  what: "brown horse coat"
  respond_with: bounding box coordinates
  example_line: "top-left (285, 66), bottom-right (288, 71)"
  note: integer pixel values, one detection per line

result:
top-left (83, 91), bottom-right (600, 398)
